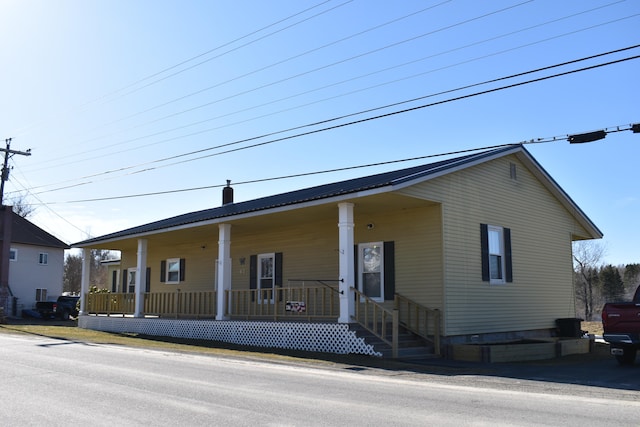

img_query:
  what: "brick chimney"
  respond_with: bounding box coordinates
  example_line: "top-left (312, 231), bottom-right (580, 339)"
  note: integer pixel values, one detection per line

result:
top-left (222, 180), bottom-right (234, 205)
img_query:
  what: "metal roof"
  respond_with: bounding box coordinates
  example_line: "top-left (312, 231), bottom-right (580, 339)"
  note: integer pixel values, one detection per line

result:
top-left (3, 210), bottom-right (70, 249)
top-left (73, 145), bottom-right (601, 246)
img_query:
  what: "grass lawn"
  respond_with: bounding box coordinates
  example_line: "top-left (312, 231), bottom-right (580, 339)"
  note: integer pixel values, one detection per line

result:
top-left (581, 321), bottom-right (603, 336)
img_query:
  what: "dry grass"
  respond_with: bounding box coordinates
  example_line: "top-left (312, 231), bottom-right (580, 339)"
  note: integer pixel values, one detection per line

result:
top-left (581, 321), bottom-right (603, 336)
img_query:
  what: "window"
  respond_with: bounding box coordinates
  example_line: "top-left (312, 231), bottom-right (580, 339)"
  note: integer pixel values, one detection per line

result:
top-left (39, 253), bottom-right (48, 265)
top-left (356, 241), bottom-right (395, 302)
top-left (359, 242), bottom-right (383, 302)
top-left (481, 224), bottom-right (512, 284)
top-left (249, 253), bottom-right (283, 302)
top-left (9, 248), bottom-right (17, 262)
top-left (488, 226), bottom-right (504, 281)
top-left (167, 258), bottom-right (180, 283)
top-left (161, 259), bottom-right (185, 284)
top-left (35, 288), bottom-right (47, 302)
top-left (127, 268), bottom-right (136, 293)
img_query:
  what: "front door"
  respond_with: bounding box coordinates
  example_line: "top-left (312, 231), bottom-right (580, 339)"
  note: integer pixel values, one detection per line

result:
top-left (358, 242), bottom-right (384, 302)
top-left (126, 268), bottom-right (136, 293)
top-left (258, 253), bottom-right (275, 303)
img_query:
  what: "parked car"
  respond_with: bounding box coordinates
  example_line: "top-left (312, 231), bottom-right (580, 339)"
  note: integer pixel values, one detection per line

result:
top-left (35, 295), bottom-right (80, 320)
top-left (602, 285), bottom-right (640, 365)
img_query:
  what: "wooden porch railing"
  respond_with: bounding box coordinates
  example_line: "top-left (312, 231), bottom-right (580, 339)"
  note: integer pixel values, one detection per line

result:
top-left (85, 293), bottom-right (135, 315)
top-left (351, 288), bottom-right (399, 358)
top-left (84, 291), bottom-right (216, 318)
top-left (224, 284), bottom-right (340, 320)
top-left (145, 291), bottom-right (216, 318)
top-left (395, 293), bottom-right (441, 356)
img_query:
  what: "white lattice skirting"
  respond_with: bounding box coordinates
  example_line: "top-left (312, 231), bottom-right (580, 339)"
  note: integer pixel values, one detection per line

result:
top-left (79, 316), bottom-right (382, 357)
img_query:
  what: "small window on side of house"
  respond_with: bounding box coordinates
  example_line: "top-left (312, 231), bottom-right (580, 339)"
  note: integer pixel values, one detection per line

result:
top-left (481, 223), bottom-right (513, 284)
top-left (39, 253), bottom-right (48, 265)
top-left (36, 288), bottom-right (47, 301)
top-left (9, 248), bottom-right (17, 262)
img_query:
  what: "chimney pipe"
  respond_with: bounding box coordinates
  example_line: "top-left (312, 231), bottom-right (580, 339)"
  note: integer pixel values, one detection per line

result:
top-left (222, 180), bottom-right (234, 205)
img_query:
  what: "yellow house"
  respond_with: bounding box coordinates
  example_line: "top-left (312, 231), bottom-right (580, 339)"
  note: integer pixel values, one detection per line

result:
top-left (73, 145), bottom-right (601, 358)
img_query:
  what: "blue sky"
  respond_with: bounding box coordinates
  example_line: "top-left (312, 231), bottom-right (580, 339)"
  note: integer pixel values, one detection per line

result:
top-left (0, 0), bottom-right (638, 266)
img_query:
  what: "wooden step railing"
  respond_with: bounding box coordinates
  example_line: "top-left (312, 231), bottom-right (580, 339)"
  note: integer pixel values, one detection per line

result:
top-left (394, 293), bottom-right (441, 356)
top-left (351, 288), bottom-right (399, 358)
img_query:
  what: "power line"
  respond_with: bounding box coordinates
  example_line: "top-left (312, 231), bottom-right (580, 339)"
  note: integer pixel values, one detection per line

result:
top-left (35, 122), bottom-right (638, 205)
top-left (23, 3), bottom-right (635, 174)
top-left (9, 0), bottom-right (346, 138)
top-left (20, 46), bottom-right (640, 196)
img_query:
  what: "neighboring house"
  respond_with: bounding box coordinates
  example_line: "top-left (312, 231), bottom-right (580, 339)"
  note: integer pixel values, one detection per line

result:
top-left (3, 210), bottom-right (69, 315)
top-left (72, 145), bottom-right (602, 357)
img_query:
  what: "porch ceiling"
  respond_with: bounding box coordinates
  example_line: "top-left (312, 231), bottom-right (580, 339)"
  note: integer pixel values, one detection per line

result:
top-left (96, 192), bottom-right (437, 252)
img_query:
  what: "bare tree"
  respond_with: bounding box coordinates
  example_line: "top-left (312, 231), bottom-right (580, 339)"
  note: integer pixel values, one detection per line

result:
top-left (63, 249), bottom-right (113, 294)
top-left (8, 194), bottom-right (35, 218)
top-left (63, 253), bottom-right (82, 294)
top-left (573, 240), bottom-right (606, 320)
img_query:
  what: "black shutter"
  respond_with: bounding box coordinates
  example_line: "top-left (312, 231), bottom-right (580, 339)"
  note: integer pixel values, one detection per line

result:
top-left (384, 241), bottom-right (395, 301)
top-left (275, 252), bottom-right (283, 301)
top-left (180, 258), bottom-right (186, 281)
top-left (160, 261), bottom-right (166, 283)
top-left (111, 270), bottom-right (117, 293)
top-left (480, 224), bottom-right (490, 282)
top-left (504, 228), bottom-right (513, 283)
top-left (249, 255), bottom-right (257, 301)
top-left (145, 267), bottom-right (151, 293)
top-left (122, 270), bottom-right (128, 292)
top-left (354, 245), bottom-right (359, 291)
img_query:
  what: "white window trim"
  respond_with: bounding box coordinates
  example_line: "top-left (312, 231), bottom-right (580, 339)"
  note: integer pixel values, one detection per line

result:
top-left (9, 248), bottom-right (17, 262)
top-left (35, 288), bottom-right (47, 302)
top-left (257, 253), bottom-right (275, 303)
top-left (38, 252), bottom-right (49, 266)
top-left (488, 225), bottom-right (506, 285)
top-left (358, 242), bottom-right (385, 303)
top-left (165, 258), bottom-right (181, 284)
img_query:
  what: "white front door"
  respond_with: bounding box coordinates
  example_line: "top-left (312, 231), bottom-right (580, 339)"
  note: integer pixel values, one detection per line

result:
top-left (257, 253), bottom-right (275, 303)
top-left (127, 268), bottom-right (136, 293)
top-left (358, 242), bottom-right (384, 302)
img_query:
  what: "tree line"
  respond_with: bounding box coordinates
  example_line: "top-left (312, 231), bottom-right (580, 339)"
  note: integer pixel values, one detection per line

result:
top-left (574, 241), bottom-right (640, 320)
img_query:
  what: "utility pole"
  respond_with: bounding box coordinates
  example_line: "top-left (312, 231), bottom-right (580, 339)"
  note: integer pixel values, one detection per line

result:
top-left (1, 138), bottom-right (31, 206)
top-left (0, 138), bottom-right (31, 319)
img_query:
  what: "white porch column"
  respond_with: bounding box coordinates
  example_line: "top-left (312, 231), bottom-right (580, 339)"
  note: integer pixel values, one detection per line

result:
top-left (216, 223), bottom-right (232, 320)
top-left (78, 248), bottom-right (91, 315)
top-left (338, 202), bottom-right (355, 323)
top-left (134, 239), bottom-right (147, 318)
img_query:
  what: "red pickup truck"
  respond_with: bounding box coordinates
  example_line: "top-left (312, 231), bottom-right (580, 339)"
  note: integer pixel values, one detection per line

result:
top-left (602, 285), bottom-right (640, 365)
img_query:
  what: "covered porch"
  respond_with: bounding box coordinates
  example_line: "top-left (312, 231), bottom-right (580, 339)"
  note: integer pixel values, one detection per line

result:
top-left (81, 286), bottom-right (441, 358)
top-left (75, 192), bottom-right (444, 358)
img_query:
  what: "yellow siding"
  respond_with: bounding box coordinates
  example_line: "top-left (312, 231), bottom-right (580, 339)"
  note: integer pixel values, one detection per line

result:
top-left (400, 155), bottom-right (585, 336)
top-left (117, 206), bottom-right (444, 312)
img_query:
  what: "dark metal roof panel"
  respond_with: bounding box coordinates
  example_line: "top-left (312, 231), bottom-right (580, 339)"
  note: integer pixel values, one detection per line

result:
top-left (73, 146), bottom-right (518, 246)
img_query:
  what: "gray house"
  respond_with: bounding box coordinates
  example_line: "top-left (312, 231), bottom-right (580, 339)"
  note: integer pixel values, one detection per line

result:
top-left (1, 208), bottom-right (69, 316)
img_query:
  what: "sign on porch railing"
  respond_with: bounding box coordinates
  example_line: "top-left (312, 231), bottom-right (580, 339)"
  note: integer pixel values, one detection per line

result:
top-left (285, 301), bottom-right (306, 313)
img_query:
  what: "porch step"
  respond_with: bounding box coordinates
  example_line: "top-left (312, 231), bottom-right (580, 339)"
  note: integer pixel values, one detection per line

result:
top-left (349, 323), bottom-right (438, 360)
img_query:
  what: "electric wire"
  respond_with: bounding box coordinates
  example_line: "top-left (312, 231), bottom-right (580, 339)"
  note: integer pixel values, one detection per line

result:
top-left (16, 44), bottom-right (640, 196)
top-left (37, 122), bottom-right (637, 205)
top-left (23, 2), bottom-right (634, 174)
top-left (8, 0), bottom-right (346, 138)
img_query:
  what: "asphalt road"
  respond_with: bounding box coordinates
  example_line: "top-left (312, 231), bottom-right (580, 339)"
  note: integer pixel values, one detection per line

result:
top-left (0, 332), bottom-right (638, 426)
